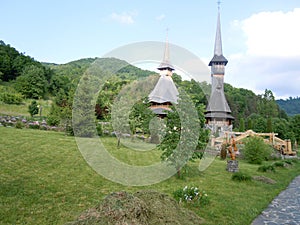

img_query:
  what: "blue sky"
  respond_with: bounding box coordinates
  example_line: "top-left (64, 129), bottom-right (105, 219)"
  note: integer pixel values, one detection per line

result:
top-left (1, 0), bottom-right (300, 99)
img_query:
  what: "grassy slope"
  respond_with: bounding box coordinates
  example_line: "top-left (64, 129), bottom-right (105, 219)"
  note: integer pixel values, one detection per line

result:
top-left (0, 99), bottom-right (52, 117)
top-left (1, 127), bottom-right (300, 225)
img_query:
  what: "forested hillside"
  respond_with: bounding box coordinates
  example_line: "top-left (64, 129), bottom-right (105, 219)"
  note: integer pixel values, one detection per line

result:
top-left (1, 40), bottom-right (300, 144)
top-left (277, 97), bottom-right (300, 116)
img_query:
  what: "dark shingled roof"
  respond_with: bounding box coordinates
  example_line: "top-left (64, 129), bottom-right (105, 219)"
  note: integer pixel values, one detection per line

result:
top-left (206, 89), bottom-right (231, 113)
top-left (205, 88), bottom-right (234, 120)
top-left (205, 112), bottom-right (234, 120)
top-left (148, 74), bottom-right (179, 104)
top-left (209, 54), bottom-right (228, 66)
top-left (157, 61), bottom-right (175, 71)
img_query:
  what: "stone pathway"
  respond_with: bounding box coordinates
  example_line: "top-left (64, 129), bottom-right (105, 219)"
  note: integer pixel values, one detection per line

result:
top-left (252, 175), bottom-right (300, 225)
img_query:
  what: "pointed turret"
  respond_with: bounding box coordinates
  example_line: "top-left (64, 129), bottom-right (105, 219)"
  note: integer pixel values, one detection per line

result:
top-left (157, 30), bottom-right (175, 72)
top-left (209, 11), bottom-right (228, 67)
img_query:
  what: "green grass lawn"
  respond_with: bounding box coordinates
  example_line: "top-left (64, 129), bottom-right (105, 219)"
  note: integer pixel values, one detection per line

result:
top-left (1, 127), bottom-right (300, 225)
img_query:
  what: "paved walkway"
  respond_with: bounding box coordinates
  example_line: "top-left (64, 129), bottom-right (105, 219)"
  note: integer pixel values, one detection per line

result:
top-left (252, 175), bottom-right (300, 225)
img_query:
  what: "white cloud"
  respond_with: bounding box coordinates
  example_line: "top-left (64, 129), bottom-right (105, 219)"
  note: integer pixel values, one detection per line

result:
top-left (156, 14), bottom-right (166, 21)
top-left (241, 8), bottom-right (300, 57)
top-left (110, 12), bottom-right (137, 24)
top-left (227, 55), bottom-right (300, 99)
top-left (226, 8), bottom-right (300, 99)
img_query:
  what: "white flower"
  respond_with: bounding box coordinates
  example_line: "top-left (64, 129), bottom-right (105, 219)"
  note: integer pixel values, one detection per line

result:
top-left (173, 126), bottom-right (177, 130)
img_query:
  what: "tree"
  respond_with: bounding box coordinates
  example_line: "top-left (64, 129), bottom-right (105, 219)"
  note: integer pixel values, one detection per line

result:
top-left (272, 118), bottom-right (290, 140)
top-left (15, 65), bottom-right (48, 99)
top-left (0, 41), bottom-right (47, 81)
top-left (129, 98), bottom-right (154, 135)
top-left (158, 89), bottom-right (204, 178)
top-left (291, 115), bottom-right (300, 144)
top-left (266, 117), bottom-right (273, 133)
top-left (246, 118), bottom-right (253, 130)
top-left (72, 74), bottom-right (98, 137)
top-left (257, 89), bottom-right (279, 118)
top-left (239, 118), bottom-right (245, 132)
top-left (248, 114), bottom-right (267, 133)
top-left (28, 100), bottom-right (39, 117)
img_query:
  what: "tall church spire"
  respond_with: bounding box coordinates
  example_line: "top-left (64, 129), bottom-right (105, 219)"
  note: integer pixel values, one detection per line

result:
top-left (209, 3), bottom-right (228, 66)
top-left (157, 28), bottom-right (174, 71)
top-left (205, 2), bottom-right (234, 135)
top-left (214, 11), bottom-right (223, 56)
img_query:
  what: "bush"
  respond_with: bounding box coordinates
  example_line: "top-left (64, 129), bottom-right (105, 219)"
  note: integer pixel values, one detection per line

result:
top-left (28, 100), bottom-right (39, 117)
top-left (231, 171), bottom-right (252, 181)
top-left (284, 158), bottom-right (299, 165)
top-left (0, 86), bottom-right (23, 104)
top-left (284, 159), bottom-right (294, 165)
top-left (96, 123), bottom-right (103, 136)
top-left (47, 114), bottom-right (60, 126)
top-left (65, 124), bottom-right (74, 136)
top-left (15, 121), bottom-right (24, 129)
top-left (273, 161), bottom-right (285, 168)
top-left (257, 164), bottom-right (276, 173)
top-left (243, 136), bottom-right (273, 164)
top-left (28, 123), bottom-right (40, 129)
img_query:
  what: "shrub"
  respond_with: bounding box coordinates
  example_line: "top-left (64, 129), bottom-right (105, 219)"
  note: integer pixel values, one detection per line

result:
top-left (0, 86), bottom-right (23, 104)
top-left (243, 136), bottom-right (273, 164)
top-left (28, 123), bottom-right (40, 129)
top-left (47, 114), bottom-right (60, 126)
top-left (40, 125), bottom-right (48, 130)
top-left (96, 123), bottom-right (103, 136)
top-left (284, 158), bottom-right (299, 165)
top-left (273, 161), bottom-right (285, 168)
top-left (231, 171), bottom-right (252, 181)
top-left (15, 121), bottom-right (24, 129)
top-left (65, 124), bottom-right (74, 136)
top-left (284, 159), bottom-right (293, 165)
top-left (28, 100), bottom-right (39, 117)
top-left (257, 164), bottom-right (275, 173)
top-left (173, 186), bottom-right (209, 207)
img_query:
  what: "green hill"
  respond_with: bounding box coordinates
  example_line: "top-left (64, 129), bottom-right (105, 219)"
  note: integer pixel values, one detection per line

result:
top-left (277, 97), bottom-right (300, 116)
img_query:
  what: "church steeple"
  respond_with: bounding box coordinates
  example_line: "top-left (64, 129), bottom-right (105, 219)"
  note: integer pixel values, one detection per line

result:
top-left (205, 3), bottom-right (234, 135)
top-left (157, 29), bottom-right (175, 72)
top-left (209, 7), bottom-right (228, 67)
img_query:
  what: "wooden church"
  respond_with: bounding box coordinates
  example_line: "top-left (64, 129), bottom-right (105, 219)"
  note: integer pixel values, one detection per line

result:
top-left (148, 35), bottom-right (179, 117)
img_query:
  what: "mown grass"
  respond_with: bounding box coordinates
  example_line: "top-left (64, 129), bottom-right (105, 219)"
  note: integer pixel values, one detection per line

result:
top-left (1, 127), bottom-right (300, 225)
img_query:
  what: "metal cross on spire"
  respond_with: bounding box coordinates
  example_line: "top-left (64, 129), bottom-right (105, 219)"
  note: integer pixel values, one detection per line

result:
top-left (217, 0), bottom-right (221, 11)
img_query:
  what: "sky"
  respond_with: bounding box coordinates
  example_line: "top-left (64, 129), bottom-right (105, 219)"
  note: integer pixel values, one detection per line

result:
top-left (1, 0), bottom-right (300, 99)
